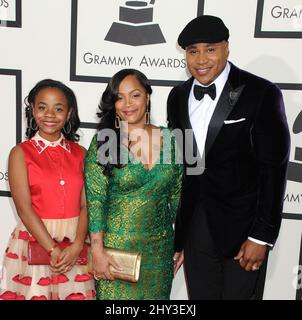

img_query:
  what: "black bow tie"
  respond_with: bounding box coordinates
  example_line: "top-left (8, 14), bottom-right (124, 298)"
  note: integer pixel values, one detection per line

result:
top-left (193, 84), bottom-right (216, 101)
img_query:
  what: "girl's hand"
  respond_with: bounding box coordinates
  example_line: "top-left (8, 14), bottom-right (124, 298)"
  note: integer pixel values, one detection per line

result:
top-left (50, 242), bottom-right (83, 274)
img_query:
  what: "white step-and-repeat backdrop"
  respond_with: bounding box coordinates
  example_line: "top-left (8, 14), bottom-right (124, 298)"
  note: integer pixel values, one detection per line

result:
top-left (0, 0), bottom-right (301, 300)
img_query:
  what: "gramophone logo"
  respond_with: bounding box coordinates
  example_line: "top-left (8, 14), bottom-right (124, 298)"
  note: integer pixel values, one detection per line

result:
top-left (105, 0), bottom-right (166, 46)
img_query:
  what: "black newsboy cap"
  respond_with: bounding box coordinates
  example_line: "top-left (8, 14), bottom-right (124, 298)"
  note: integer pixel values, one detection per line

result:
top-left (178, 15), bottom-right (229, 49)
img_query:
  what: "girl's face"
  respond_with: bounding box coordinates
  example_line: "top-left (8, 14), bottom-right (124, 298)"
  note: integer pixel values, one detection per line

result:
top-left (115, 75), bottom-right (149, 128)
top-left (32, 87), bottom-right (71, 141)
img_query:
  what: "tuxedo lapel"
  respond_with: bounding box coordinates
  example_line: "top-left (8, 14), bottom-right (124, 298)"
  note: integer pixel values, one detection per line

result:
top-left (178, 78), bottom-right (193, 130)
top-left (205, 65), bottom-right (245, 156)
top-left (178, 78), bottom-right (199, 157)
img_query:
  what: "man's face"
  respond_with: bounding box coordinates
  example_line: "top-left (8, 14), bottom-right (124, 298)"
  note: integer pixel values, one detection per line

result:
top-left (185, 41), bottom-right (229, 85)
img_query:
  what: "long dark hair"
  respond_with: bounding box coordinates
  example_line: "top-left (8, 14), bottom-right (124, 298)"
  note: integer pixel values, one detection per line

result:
top-left (25, 79), bottom-right (80, 141)
top-left (97, 69), bottom-right (152, 176)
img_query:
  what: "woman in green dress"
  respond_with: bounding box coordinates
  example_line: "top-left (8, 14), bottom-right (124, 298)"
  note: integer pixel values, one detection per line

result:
top-left (84, 69), bottom-right (183, 300)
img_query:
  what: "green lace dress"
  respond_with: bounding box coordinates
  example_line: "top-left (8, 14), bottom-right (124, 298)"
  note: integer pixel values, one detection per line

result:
top-left (84, 128), bottom-right (183, 300)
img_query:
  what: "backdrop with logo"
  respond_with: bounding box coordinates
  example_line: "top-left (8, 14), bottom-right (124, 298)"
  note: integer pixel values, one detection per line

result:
top-left (0, 0), bottom-right (301, 300)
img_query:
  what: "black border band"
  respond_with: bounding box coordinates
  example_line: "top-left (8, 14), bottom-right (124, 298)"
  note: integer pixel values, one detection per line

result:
top-left (70, 0), bottom-right (204, 86)
top-left (0, 68), bottom-right (22, 197)
top-left (255, 0), bottom-right (302, 39)
top-left (0, 0), bottom-right (22, 28)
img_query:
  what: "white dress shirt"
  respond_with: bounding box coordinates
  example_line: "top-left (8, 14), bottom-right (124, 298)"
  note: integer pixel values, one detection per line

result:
top-left (189, 62), bottom-right (230, 157)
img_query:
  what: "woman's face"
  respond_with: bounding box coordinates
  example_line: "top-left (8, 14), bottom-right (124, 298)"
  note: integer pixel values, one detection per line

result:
top-left (115, 75), bottom-right (149, 128)
top-left (32, 87), bottom-right (71, 141)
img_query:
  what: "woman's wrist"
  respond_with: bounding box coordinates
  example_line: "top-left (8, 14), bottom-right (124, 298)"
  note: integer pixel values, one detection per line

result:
top-left (73, 238), bottom-right (84, 251)
top-left (91, 245), bottom-right (105, 255)
top-left (47, 243), bottom-right (59, 256)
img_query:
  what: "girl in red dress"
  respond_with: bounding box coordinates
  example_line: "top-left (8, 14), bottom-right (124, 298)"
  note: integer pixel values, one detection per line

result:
top-left (0, 79), bottom-right (95, 300)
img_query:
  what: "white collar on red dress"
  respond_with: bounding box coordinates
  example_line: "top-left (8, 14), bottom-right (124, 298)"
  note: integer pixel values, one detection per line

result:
top-left (30, 132), bottom-right (71, 154)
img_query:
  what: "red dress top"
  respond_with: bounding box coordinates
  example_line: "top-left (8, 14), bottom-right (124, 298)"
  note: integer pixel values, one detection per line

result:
top-left (19, 134), bottom-right (84, 219)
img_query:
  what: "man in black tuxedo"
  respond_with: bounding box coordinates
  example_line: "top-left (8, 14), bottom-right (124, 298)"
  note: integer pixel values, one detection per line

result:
top-left (168, 15), bottom-right (290, 299)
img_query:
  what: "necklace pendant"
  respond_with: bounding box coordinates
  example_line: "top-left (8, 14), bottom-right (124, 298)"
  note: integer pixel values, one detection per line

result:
top-left (60, 179), bottom-right (65, 186)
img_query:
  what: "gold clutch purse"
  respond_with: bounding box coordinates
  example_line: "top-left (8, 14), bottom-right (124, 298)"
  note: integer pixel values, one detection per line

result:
top-left (104, 247), bottom-right (141, 283)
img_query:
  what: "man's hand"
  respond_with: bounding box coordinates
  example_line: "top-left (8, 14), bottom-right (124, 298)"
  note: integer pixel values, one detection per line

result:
top-left (173, 250), bottom-right (184, 276)
top-left (234, 239), bottom-right (267, 271)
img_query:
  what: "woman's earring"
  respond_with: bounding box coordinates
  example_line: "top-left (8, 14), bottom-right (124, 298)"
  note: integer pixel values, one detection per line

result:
top-left (115, 115), bottom-right (120, 129)
top-left (30, 118), bottom-right (38, 131)
top-left (62, 121), bottom-right (72, 134)
top-left (145, 111), bottom-right (150, 125)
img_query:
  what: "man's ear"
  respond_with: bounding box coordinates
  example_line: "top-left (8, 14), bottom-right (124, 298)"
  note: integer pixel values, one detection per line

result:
top-left (225, 41), bottom-right (230, 58)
